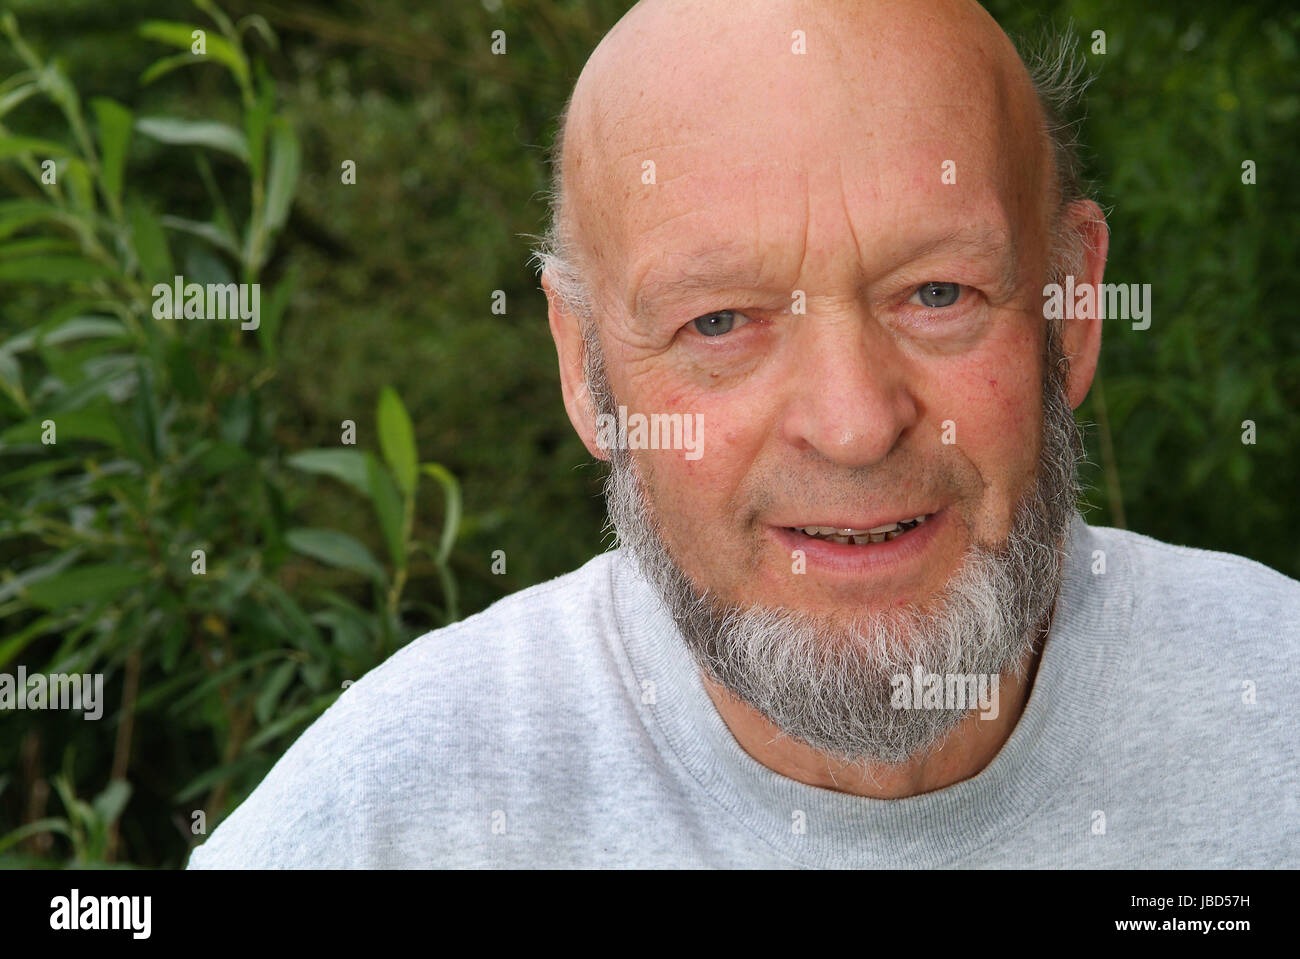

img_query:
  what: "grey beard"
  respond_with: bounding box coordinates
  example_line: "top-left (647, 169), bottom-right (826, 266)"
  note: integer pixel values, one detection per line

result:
top-left (586, 322), bottom-right (1084, 766)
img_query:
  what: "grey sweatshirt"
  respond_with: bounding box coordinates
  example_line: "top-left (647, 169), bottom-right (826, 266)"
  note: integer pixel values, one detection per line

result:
top-left (187, 515), bottom-right (1300, 868)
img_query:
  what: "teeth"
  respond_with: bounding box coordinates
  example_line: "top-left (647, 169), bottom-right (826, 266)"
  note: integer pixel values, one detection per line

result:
top-left (794, 513), bottom-right (930, 543)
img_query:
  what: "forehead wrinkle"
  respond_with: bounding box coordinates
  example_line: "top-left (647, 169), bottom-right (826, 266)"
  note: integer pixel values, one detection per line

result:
top-left (632, 220), bottom-right (1022, 323)
top-left (632, 244), bottom-right (763, 321)
top-left (891, 223), bottom-right (1019, 289)
top-left (942, 224), bottom-right (1016, 264)
top-left (625, 166), bottom-right (789, 321)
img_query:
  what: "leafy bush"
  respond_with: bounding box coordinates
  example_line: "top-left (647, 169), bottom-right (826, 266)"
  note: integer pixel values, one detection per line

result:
top-left (1, 0), bottom-right (1296, 868)
top-left (0, 2), bottom-right (458, 867)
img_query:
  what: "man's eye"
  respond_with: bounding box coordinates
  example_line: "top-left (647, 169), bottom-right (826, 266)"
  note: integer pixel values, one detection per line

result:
top-left (691, 310), bottom-right (744, 336)
top-left (910, 282), bottom-right (962, 308)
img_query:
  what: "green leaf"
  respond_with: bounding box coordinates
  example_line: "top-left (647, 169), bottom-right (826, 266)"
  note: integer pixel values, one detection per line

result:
top-left (140, 52), bottom-right (212, 87)
top-left (0, 406), bottom-right (123, 449)
top-left (255, 659), bottom-right (298, 725)
top-left (60, 156), bottom-right (96, 215)
top-left (286, 448), bottom-right (371, 498)
top-left (167, 650), bottom-right (283, 716)
top-left (135, 116), bottom-right (249, 162)
top-left (313, 608), bottom-right (369, 659)
top-left (243, 75), bottom-right (273, 184)
top-left (159, 214), bottom-right (240, 259)
top-left (0, 551), bottom-right (83, 605)
top-left (0, 255), bottom-right (114, 284)
top-left (52, 774), bottom-right (94, 834)
top-left (172, 753), bottom-right (266, 804)
top-left (254, 269), bottom-right (292, 360)
top-left (243, 692), bottom-right (338, 752)
top-left (89, 98), bottom-right (132, 209)
top-left (421, 463), bottom-right (462, 565)
top-left (256, 581), bottom-right (329, 660)
top-left (377, 387), bottom-right (417, 496)
top-left (128, 200), bottom-right (173, 282)
top-left (91, 780), bottom-right (131, 825)
top-left (24, 564), bottom-right (149, 610)
top-left (285, 528), bottom-right (387, 582)
top-left (133, 359), bottom-right (162, 461)
top-left (0, 818), bottom-right (72, 856)
top-left (0, 237), bottom-right (79, 258)
top-left (367, 453), bottom-right (406, 568)
top-left (31, 372), bottom-right (133, 419)
top-left (44, 316), bottom-right (126, 344)
top-left (0, 456), bottom-right (77, 488)
top-left (192, 0), bottom-right (239, 43)
top-left (2, 315), bottom-right (126, 354)
top-left (263, 117), bottom-right (300, 233)
top-left (0, 614), bottom-right (67, 669)
top-left (0, 199), bottom-right (82, 241)
top-left (0, 81), bottom-right (39, 120)
top-left (0, 134), bottom-right (76, 159)
top-left (237, 14), bottom-right (279, 50)
top-left (0, 349), bottom-right (19, 399)
top-left (137, 20), bottom-right (249, 91)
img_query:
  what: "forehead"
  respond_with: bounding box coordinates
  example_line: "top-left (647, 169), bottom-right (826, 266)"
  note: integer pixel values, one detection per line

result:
top-left (565, 0), bottom-right (1049, 311)
top-left (613, 118), bottom-right (1033, 317)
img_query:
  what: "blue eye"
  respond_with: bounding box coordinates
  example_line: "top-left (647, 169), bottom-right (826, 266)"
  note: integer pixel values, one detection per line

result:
top-left (692, 310), bottom-right (739, 336)
top-left (912, 282), bottom-right (961, 307)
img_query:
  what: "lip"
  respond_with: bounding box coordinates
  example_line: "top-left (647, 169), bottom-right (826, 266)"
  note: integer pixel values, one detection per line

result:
top-left (773, 507), bottom-right (938, 534)
top-left (768, 507), bottom-right (949, 577)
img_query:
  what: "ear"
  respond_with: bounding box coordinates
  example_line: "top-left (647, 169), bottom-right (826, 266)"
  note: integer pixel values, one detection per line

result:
top-left (544, 270), bottom-right (608, 460)
top-left (1057, 199), bottom-right (1110, 410)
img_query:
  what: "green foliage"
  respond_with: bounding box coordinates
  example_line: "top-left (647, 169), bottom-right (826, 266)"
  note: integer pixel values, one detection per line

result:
top-left (985, 0), bottom-right (1300, 575)
top-left (0, 762), bottom-right (130, 867)
top-left (0, 2), bottom-right (458, 868)
top-left (0, 0), bottom-right (1295, 869)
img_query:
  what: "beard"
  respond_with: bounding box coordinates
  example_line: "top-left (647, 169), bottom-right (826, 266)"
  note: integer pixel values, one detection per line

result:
top-left (585, 320), bottom-right (1084, 766)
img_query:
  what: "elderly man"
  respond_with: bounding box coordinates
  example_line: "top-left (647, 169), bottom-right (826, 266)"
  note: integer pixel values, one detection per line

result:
top-left (189, 0), bottom-right (1298, 869)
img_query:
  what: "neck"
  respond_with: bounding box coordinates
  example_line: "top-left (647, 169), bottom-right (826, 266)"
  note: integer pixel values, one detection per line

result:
top-left (701, 631), bottom-right (1048, 799)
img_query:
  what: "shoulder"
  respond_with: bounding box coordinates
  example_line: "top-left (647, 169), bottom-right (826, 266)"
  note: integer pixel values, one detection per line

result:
top-left (1083, 521), bottom-right (1299, 755)
top-left (1087, 522), bottom-right (1300, 642)
top-left (349, 548), bottom-right (622, 700)
top-left (1079, 524), bottom-right (1300, 860)
top-left (187, 551), bottom-right (624, 868)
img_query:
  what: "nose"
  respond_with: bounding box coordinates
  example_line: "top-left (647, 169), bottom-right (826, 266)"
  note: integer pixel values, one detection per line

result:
top-left (778, 309), bottom-right (920, 468)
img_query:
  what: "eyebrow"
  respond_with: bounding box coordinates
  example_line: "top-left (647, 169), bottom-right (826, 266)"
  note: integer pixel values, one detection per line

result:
top-left (632, 224), bottom-right (1019, 320)
top-left (633, 251), bottom-right (760, 321)
top-left (905, 224), bottom-right (1020, 292)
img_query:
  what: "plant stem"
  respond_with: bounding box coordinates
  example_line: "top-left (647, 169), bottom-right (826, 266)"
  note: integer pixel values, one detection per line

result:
top-left (103, 646), bottom-right (141, 862)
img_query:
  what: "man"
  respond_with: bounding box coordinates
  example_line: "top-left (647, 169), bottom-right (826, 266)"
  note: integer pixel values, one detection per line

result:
top-left (189, 0), bottom-right (1299, 868)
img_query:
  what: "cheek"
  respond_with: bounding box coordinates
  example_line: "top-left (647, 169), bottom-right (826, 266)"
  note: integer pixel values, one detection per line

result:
top-left (640, 401), bottom-right (756, 518)
top-left (970, 370), bottom-right (1041, 446)
top-left (627, 380), bottom-right (776, 576)
top-left (937, 334), bottom-right (1045, 520)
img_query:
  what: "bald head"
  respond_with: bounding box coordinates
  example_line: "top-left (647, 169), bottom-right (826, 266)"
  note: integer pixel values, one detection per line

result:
top-left (543, 0), bottom-right (1076, 318)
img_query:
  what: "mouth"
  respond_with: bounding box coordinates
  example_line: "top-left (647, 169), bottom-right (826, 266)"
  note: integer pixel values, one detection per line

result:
top-left (786, 513), bottom-right (933, 546)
